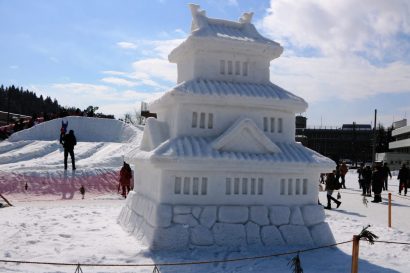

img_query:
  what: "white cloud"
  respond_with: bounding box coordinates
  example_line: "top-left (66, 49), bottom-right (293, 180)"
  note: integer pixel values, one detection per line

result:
top-left (146, 39), bottom-right (184, 59)
top-left (101, 77), bottom-right (139, 87)
top-left (261, 0), bottom-right (410, 59)
top-left (227, 0), bottom-right (238, 6)
top-left (116, 41), bottom-right (137, 49)
top-left (131, 58), bottom-right (176, 83)
top-left (52, 83), bottom-right (111, 94)
top-left (45, 83), bottom-right (165, 118)
top-left (101, 70), bottom-right (127, 76)
top-left (271, 56), bottom-right (410, 103)
top-left (258, 0), bottom-right (410, 102)
top-left (101, 39), bottom-right (181, 89)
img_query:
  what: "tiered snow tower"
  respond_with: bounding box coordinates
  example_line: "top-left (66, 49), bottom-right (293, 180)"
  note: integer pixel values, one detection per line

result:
top-left (118, 4), bottom-right (335, 250)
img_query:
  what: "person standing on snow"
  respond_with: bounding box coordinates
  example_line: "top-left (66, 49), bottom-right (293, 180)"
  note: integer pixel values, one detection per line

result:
top-left (62, 130), bottom-right (77, 170)
top-left (381, 162), bottom-right (392, 191)
top-left (398, 163), bottom-right (409, 195)
top-left (59, 120), bottom-right (68, 144)
top-left (335, 162), bottom-right (341, 183)
top-left (324, 171), bottom-right (341, 210)
top-left (357, 162), bottom-right (365, 189)
top-left (119, 162), bottom-right (132, 198)
top-left (362, 165), bottom-right (372, 196)
top-left (79, 185), bottom-right (85, 199)
top-left (340, 161), bottom-right (348, 189)
top-left (371, 164), bottom-right (384, 203)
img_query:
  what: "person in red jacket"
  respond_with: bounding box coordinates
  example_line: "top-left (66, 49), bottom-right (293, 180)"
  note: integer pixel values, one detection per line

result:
top-left (119, 162), bottom-right (132, 198)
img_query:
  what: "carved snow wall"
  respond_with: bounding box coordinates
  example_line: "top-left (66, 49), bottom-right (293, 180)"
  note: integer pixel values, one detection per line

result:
top-left (118, 192), bottom-right (335, 250)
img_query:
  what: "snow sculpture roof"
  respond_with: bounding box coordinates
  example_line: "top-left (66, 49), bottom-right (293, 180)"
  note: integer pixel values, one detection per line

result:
top-left (126, 136), bottom-right (334, 167)
top-left (125, 136), bottom-right (334, 168)
top-left (150, 79), bottom-right (308, 111)
top-left (189, 4), bottom-right (279, 46)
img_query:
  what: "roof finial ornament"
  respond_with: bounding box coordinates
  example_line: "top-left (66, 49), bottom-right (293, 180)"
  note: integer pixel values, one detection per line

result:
top-left (189, 3), bottom-right (207, 32)
top-left (239, 12), bottom-right (254, 24)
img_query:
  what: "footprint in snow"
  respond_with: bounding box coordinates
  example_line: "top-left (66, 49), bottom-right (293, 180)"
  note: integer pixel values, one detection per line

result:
top-left (58, 234), bottom-right (71, 238)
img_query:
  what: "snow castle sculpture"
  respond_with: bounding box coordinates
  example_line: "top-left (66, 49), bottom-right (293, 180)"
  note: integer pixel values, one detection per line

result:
top-left (118, 4), bottom-right (335, 250)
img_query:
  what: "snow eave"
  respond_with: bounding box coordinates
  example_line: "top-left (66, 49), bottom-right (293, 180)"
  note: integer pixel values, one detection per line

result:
top-left (169, 36), bottom-right (283, 63)
top-left (149, 91), bottom-right (308, 113)
top-left (150, 155), bottom-right (335, 172)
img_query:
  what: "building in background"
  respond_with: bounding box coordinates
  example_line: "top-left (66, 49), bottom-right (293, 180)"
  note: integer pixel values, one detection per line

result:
top-left (296, 115), bottom-right (373, 165)
top-left (376, 119), bottom-right (410, 170)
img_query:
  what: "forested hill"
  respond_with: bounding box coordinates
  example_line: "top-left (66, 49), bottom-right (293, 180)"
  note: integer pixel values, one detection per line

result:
top-left (0, 85), bottom-right (114, 119)
top-left (0, 85), bottom-right (61, 116)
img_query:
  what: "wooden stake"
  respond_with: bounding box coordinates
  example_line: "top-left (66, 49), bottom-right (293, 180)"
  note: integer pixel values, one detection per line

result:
top-left (351, 235), bottom-right (360, 273)
top-left (388, 193), bottom-right (392, 228)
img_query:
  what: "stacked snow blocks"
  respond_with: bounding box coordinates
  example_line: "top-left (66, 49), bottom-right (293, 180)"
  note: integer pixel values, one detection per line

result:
top-left (118, 192), bottom-right (335, 250)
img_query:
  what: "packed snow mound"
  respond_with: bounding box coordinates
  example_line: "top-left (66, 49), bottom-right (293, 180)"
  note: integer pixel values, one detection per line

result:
top-left (8, 116), bottom-right (139, 143)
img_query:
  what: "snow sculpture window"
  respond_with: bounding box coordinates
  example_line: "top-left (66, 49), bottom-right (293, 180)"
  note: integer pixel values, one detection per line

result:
top-left (242, 178), bottom-right (248, 194)
top-left (278, 118), bottom-right (283, 133)
top-left (208, 113), bottom-right (213, 129)
top-left (228, 61), bottom-right (233, 75)
top-left (175, 177), bottom-right (182, 194)
top-left (193, 177), bottom-right (199, 195)
top-left (270, 118), bottom-right (275, 133)
top-left (225, 177), bottom-right (263, 195)
top-left (234, 178), bottom-right (240, 194)
top-left (243, 62), bottom-right (248, 76)
top-left (251, 178), bottom-right (256, 195)
top-left (235, 61), bottom-right (240, 75)
top-left (264, 117), bottom-right (277, 133)
top-left (183, 177), bottom-right (190, 195)
top-left (258, 178), bottom-right (264, 195)
top-left (280, 179), bottom-right (286, 195)
top-left (226, 178), bottom-right (231, 195)
top-left (201, 177), bottom-right (208, 195)
top-left (263, 117), bottom-right (268, 132)
top-left (192, 112), bottom-right (198, 128)
top-left (200, 112), bottom-right (206, 129)
top-left (220, 60), bottom-right (225, 75)
top-left (303, 179), bottom-right (308, 195)
top-left (295, 178), bottom-right (301, 195)
top-left (288, 178), bottom-right (293, 195)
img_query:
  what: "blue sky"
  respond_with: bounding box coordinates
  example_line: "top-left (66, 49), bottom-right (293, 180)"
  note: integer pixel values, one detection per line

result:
top-left (1, 0), bottom-right (410, 127)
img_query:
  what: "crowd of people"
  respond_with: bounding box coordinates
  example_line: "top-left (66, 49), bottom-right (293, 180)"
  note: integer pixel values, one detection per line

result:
top-left (321, 161), bottom-right (397, 210)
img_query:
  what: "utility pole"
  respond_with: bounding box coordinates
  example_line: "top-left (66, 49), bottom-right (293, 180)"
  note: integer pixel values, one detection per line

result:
top-left (372, 109), bottom-right (377, 164)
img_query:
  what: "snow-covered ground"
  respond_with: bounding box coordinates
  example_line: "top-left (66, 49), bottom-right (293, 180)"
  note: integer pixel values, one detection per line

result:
top-left (1, 119), bottom-right (410, 272)
top-left (1, 174), bottom-right (410, 272)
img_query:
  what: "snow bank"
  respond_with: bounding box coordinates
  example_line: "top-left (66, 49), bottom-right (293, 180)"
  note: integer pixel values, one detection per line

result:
top-left (8, 116), bottom-right (139, 143)
top-left (0, 116), bottom-right (143, 200)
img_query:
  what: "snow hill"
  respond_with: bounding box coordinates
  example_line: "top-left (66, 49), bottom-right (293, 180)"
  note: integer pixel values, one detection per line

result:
top-left (0, 116), bottom-right (142, 200)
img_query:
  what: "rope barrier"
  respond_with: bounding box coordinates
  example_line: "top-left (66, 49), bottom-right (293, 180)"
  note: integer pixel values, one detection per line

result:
top-left (372, 240), bottom-right (410, 246)
top-left (332, 189), bottom-right (410, 202)
top-left (0, 240), bottom-right (352, 268)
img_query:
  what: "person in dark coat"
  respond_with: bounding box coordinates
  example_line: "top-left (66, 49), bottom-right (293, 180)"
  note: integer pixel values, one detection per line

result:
top-left (381, 162), bottom-right (392, 191)
top-left (357, 162), bottom-right (365, 189)
top-left (62, 130), bottom-right (77, 170)
top-left (398, 164), bottom-right (409, 195)
top-left (335, 163), bottom-right (341, 183)
top-left (79, 185), bottom-right (85, 199)
top-left (119, 162), bottom-right (132, 198)
top-left (371, 165), bottom-right (384, 203)
top-left (340, 161), bottom-right (348, 189)
top-left (325, 172), bottom-right (341, 210)
top-left (362, 165), bottom-right (372, 196)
